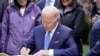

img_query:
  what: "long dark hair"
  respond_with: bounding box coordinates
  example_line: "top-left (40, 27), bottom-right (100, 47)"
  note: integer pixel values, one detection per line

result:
top-left (59, 0), bottom-right (78, 8)
top-left (14, 0), bottom-right (31, 8)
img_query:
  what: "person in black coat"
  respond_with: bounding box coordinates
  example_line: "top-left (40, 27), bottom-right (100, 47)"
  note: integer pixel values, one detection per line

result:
top-left (59, 0), bottom-right (85, 56)
top-left (90, 18), bottom-right (100, 49)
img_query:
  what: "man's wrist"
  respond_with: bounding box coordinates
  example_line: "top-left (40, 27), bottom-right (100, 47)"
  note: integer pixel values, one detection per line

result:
top-left (49, 49), bottom-right (54, 56)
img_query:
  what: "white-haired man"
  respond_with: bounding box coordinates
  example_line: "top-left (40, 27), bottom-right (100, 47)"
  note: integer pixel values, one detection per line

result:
top-left (20, 6), bottom-right (78, 56)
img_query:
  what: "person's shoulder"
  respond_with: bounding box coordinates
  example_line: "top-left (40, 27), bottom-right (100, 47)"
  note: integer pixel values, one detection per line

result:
top-left (4, 3), bottom-right (15, 14)
top-left (60, 24), bottom-right (73, 32)
top-left (6, 2), bottom-right (15, 10)
top-left (75, 4), bottom-right (84, 11)
top-left (59, 24), bottom-right (74, 36)
top-left (30, 2), bottom-right (41, 12)
top-left (34, 25), bottom-right (43, 30)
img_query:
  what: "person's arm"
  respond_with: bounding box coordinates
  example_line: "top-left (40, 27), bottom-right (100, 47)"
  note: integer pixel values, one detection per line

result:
top-left (22, 28), bottom-right (36, 54)
top-left (87, 40), bottom-right (100, 56)
top-left (74, 7), bottom-right (85, 39)
top-left (1, 9), bottom-right (9, 52)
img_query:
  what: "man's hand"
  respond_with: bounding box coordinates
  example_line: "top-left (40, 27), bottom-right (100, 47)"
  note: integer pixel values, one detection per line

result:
top-left (33, 50), bottom-right (49, 56)
top-left (91, 14), bottom-right (100, 24)
top-left (20, 47), bottom-right (30, 56)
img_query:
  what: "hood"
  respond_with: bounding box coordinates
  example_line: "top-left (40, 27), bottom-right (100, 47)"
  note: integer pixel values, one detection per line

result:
top-left (6, 2), bottom-right (35, 13)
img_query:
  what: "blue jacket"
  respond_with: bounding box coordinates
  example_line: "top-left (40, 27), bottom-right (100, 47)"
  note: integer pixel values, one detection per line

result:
top-left (87, 40), bottom-right (100, 56)
top-left (26, 24), bottom-right (78, 56)
top-left (1, 2), bottom-right (41, 55)
top-left (90, 19), bottom-right (100, 49)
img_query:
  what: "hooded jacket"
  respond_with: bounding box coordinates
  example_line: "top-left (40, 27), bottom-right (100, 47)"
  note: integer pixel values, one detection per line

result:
top-left (1, 2), bottom-right (41, 55)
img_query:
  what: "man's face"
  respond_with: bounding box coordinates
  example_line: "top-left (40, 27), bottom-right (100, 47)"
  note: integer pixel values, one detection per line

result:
top-left (42, 13), bottom-right (58, 31)
top-left (94, 0), bottom-right (100, 9)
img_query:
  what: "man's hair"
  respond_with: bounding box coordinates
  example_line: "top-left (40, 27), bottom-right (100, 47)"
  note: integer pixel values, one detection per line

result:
top-left (42, 6), bottom-right (60, 19)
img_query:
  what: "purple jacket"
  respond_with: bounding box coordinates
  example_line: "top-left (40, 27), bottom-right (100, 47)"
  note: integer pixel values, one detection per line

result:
top-left (1, 2), bottom-right (41, 55)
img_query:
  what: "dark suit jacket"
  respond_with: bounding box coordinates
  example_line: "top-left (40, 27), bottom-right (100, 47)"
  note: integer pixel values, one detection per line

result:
top-left (36, 0), bottom-right (59, 10)
top-left (87, 40), bottom-right (100, 56)
top-left (26, 24), bottom-right (78, 56)
top-left (90, 19), bottom-right (100, 49)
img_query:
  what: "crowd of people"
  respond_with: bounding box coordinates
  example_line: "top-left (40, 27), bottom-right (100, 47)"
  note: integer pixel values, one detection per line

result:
top-left (0, 0), bottom-right (100, 56)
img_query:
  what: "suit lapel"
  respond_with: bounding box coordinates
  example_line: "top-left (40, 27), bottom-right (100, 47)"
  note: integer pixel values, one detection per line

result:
top-left (48, 24), bottom-right (61, 48)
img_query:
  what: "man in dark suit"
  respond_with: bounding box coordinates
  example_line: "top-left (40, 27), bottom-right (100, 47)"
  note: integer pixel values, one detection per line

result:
top-left (90, 19), bottom-right (100, 49)
top-left (87, 40), bottom-right (100, 56)
top-left (20, 6), bottom-right (78, 56)
top-left (87, 19), bottom-right (100, 56)
top-left (36, 0), bottom-right (59, 10)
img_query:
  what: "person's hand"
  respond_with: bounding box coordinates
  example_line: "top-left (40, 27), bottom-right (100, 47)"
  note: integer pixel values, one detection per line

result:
top-left (91, 14), bottom-right (100, 24)
top-left (33, 50), bottom-right (49, 56)
top-left (20, 47), bottom-right (30, 56)
top-left (0, 53), bottom-right (8, 56)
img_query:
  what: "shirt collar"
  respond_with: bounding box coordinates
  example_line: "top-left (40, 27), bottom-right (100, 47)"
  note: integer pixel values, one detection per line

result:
top-left (46, 23), bottom-right (58, 33)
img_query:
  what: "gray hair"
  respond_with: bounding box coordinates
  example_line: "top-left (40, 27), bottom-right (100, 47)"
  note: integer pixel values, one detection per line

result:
top-left (42, 6), bottom-right (60, 19)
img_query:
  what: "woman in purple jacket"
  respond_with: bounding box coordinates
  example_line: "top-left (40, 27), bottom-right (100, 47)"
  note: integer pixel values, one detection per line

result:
top-left (0, 0), bottom-right (41, 55)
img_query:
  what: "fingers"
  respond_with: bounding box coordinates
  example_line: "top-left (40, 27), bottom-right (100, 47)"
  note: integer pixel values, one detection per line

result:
top-left (20, 47), bottom-right (30, 56)
top-left (91, 14), bottom-right (100, 24)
